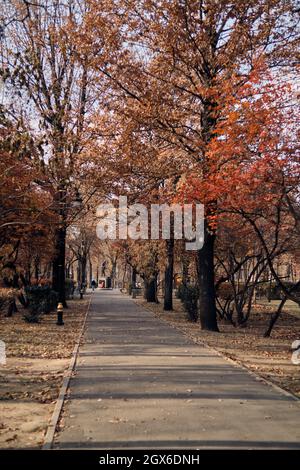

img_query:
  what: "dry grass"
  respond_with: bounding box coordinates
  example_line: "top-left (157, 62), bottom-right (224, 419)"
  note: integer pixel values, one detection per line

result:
top-left (0, 297), bottom-right (90, 449)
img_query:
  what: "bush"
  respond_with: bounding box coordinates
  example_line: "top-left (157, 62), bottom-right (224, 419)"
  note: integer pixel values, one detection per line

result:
top-left (255, 282), bottom-right (278, 300)
top-left (176, 283), bottom-right (186, 300)
top-left (183, 285), bottom-right (199, 322)
top-left (216, 282), bottom-right (234, 301)
top-left (24, 286), bottom-right (58, 322)
top-left (256, 281), bottom-right (300, 301)
top-left (177, 283), bottom-right (199, 322)
top-left (0, 288), bottom-right (17, 315)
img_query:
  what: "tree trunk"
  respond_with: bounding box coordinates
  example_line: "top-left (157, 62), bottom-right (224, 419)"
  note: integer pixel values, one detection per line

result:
top-left (236, 304), bottom-right (245, 326)
top-left (164, 238), bottom-right (174, 310)
top-left (34, 257), bottom-right (39, 281)
top-left (81, 255), bottom-right (87, 290)
top-left (145, 276), bottom-right (157, 302)
top-left (52, 226), bottom-right (67, 307)
top-left (197, 226), bottom-right (219, 331)
top-left (18, 292), bottom-right (28, 308)
top-left (132, 267), bottom-right (137, 287)
top-left (264, 296), bottom-right (287, 337)
top-left (6, 299), bottom-right (18, 317)
top-left (182, 255), bottom-right (189, 287)
top-left (89, 259), bottom-right (93, 286)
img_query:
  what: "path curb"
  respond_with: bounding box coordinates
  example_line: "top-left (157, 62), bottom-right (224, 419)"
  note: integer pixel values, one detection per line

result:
top-left (42, 295), bottom-right (92, 450)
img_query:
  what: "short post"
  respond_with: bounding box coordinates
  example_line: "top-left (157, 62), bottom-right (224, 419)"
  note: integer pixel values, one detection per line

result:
top-left (56, 302), bottom-right (64, 326)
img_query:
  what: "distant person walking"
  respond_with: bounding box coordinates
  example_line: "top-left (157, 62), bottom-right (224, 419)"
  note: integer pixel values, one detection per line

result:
top-left (91, 280), bottom-right (97, 292)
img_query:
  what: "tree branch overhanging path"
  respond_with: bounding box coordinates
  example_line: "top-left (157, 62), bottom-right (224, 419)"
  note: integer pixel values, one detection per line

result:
top-left (0, 0), bottom-right (300, 451)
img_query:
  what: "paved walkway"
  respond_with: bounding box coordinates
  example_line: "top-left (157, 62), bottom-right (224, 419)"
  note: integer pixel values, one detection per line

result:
top-left (54, 290), bottom-right (300, 449)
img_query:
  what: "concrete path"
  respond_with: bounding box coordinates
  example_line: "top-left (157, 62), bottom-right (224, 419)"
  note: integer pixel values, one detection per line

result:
top-left (54, 290), bottom-right (300, 449)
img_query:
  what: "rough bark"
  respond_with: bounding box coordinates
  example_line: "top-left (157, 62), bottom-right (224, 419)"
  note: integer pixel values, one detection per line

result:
top-left (197, 225), bottom-right (219, 331)
top-left (145, 276), bottom-right (157, 303)
top-left (264, 296), bottom-right (287, 338)
top-left (132, 267), bottom-right (137, 287)
top-left (164, 238), bottom-right (174, 311)
top-left (52, 226), bottom-right (67, 307)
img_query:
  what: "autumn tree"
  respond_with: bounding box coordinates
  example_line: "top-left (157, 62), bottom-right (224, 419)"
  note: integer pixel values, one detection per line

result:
top-left (0, 106), bottom-right (55, 286)
top-left (0, 0), bottom-right (107, 304)
top-left (80, 0), bottom-right (299, 330)
top-left (199, 66), bottom-right (300, 334)
top-left (67, 225), bottom-right (95, 289)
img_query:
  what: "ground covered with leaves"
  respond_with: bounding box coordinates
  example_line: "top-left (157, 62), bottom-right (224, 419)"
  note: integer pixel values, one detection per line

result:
top-left (0, 297), bottom-right (90, 449)
top-left (136, 296), bottom-right (300, 399)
